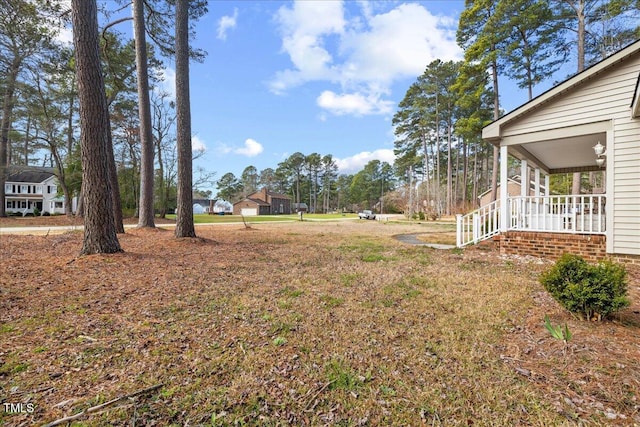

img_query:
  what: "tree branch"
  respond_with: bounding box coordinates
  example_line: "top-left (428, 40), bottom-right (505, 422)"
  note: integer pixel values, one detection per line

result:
top-left (42, 384), bottom-right (163, 427)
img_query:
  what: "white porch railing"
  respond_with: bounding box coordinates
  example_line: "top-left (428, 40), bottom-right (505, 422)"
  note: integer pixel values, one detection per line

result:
top-left (508, 195), bottom-right (606, 234)
top-left (456, 194), bottom-right (606, 248)
top-left (456, 200), bottom-right (501, 247)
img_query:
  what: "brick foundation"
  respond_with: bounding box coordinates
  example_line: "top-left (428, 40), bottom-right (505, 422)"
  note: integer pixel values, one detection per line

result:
top-left (499, 231), bottom-right (607, 262)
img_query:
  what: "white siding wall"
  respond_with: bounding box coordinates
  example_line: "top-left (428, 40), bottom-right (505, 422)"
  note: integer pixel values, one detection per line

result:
top-left (612, 113), bottom-right (640, 255)
top-left (41, 176), bottom-right (59, 214)
top-left (501, 54), bottom-right (640, 256)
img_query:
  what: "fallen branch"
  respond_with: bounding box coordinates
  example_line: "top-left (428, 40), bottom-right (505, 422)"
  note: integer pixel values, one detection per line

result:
top-left (42, 383), bottom-right (163, 427)
top-left (303, 380), bottom-right (335, 411)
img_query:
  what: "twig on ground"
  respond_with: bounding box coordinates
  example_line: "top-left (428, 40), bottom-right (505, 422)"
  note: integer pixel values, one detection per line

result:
top-left (303, 380), bottom-right (336, 411)
top-left (42, 383), bottom-right (163, 427)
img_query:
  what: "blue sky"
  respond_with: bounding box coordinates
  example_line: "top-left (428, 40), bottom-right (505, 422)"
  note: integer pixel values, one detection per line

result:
top-left (158, 0), bottom-right (479, 189)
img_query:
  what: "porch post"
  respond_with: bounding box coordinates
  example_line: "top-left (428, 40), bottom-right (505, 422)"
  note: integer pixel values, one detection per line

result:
top-left (521, 160), bottom-right (528, 197)
top-left (534, 168), bottom-right (541, 196)
top-left (500, 145), bottom-right (509, 232)
top-left (544, 175), bottom-right (550, 196)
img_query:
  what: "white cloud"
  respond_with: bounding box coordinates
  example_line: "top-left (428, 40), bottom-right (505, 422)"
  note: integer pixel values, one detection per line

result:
top-left (335, 149), bottom-right (396, 173)
top-left (55, 27), bottom-right (74, 45)
top-left (154, 67), bottom-right (176, 101)
top-left (217, 138), bottom-right (264, 157)
top-left (270, 1), bottom-right (462, 117)
top-left (235, 138), bottom-right (264, 157)
top-left (339, 3), bottom-right (460, 85)
top-left (217, 8), bottom-right (238, 41)
top-left (192, 135), bottom-right (207, 152)
top-left (317, 90), bottom-right (393, 116)
top-left (270, 1), bottom-right (345, 93)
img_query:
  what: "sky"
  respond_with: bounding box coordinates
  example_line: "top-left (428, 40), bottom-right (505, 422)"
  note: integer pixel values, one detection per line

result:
top-left (90, 1), bottom-right (564, 195)
top-left (181, 0), bottom-right (474, 192)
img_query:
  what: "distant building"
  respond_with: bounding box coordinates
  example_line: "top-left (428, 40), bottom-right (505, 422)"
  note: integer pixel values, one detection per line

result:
top-left (292, 202), bottom-right (308, 213)
top-left (233, 188), bottom-right (291, 215)
top-left (3, 166), bottom-right (68, 215)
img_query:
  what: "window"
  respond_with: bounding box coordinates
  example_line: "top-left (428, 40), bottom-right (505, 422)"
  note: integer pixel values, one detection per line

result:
top-left (54, 201), bottom-right (63, 209)
top-left (20, 201), bottom-right (26, 209)
top-left (20, 185), bottom-right (27, 194)
top-left (4, 184), bottom-right (10, 194)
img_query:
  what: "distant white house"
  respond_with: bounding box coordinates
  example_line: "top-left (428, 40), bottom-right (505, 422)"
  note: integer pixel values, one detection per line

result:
top-left (213, 199), bottom-right (232, 214)
top-left (4, 167), bottom-right (67, 215)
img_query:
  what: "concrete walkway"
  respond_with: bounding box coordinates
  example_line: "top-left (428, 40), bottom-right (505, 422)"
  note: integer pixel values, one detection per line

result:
top-left (393, 233), bottom-right (456, 250)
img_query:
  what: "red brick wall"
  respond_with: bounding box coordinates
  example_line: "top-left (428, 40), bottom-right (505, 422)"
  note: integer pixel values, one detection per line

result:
top-left (499, 232), bottom-right (607, 262)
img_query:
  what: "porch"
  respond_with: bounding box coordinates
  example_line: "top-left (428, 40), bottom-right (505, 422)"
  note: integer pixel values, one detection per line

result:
top-left (456, 40), bottom-right (640, 260)
top-left (456, 194), bottom-right (606, 248)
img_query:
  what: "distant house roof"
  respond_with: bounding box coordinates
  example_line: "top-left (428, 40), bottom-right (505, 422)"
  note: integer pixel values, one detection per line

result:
top-left (292, 202), bottom-right (308, 208)
top-left (6, 167), bottom-right (55, 183)
top-left (267, 191), bottom-right (290, 199)
top-left (233, 198), bottom-right (270, 207)
top-left (193, 198), bottom-right (213, 206)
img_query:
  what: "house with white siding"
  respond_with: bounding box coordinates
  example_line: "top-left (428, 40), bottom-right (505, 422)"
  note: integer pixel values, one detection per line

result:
top-left (3, 167), bottom-right (67, 215)
top-left (457, 39), bottom-right (640, 263)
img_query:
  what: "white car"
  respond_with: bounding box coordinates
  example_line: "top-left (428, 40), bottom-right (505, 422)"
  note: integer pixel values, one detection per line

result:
top-left (358, 210), bottom-right (376, 220)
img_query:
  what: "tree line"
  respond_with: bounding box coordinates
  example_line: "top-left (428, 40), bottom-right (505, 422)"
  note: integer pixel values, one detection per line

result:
top-left (215, 154), bottom-right (396, 214)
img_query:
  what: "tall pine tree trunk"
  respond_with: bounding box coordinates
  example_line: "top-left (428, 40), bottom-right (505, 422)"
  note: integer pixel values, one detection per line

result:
top-left (490, 57), bottom-right (500, 203)
top-left (106, 117), bottom-right (124, 233)
top-left (0, 58), bottom-right (21, 217)
top-left (174, 0), bottom-right (196, 237)
top-left (71, 0), bottom-right (122, 254)
top-left (133, 0), bottom-right (155, 228)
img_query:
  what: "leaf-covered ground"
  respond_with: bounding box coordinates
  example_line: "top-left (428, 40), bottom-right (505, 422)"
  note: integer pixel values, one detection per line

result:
top-left (1, 219), bottom-right (638, 426)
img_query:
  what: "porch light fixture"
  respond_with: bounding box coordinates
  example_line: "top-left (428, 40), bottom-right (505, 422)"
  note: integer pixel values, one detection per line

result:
top-left (593, 141), bottom-right (606, 167)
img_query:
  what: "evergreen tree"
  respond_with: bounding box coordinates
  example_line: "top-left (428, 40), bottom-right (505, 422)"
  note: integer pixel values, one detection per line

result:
top-left (71, 0), bottom-right (122, 254)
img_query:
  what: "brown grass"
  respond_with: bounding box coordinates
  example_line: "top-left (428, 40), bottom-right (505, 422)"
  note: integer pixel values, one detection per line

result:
top-left (0, 220), bottom-right (638, 426)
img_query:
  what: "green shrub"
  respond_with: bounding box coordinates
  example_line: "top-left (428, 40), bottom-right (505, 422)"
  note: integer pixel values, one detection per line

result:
top-left (539, 254), bottom-right (630, 321)
top-left (418, 211), bottom-right (425, 220)
top-left (33, 207), bottom-right (40, 216)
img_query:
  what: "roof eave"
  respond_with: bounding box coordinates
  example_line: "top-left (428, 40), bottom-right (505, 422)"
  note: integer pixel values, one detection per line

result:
top-left (483, 39), bottom-right (640, 139)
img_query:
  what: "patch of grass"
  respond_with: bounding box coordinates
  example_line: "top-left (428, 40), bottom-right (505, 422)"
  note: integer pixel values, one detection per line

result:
top-left (383, 280), bottom-right (421, 302)
top-left (272, 336), bottom-right (287, 346)
top-left (325, 358), bottom-right (365, 391)
top-left (339, 272), bottom-right (363, 287)
top-left (0, 323), bottom-right (14, 334)
top-left (278, 286), bottom-right (303, 298)
top-left (319, 294), bottom-right (344, 308)
top-left (269, 320), bottom-right (294, 335)
top-left (361, 253), bottom-right (386, 262)
top-left (0, 360), bottom-right (29, 375)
